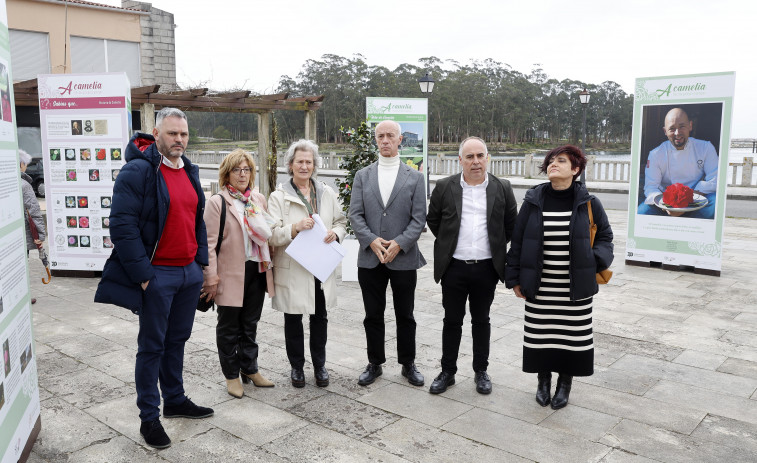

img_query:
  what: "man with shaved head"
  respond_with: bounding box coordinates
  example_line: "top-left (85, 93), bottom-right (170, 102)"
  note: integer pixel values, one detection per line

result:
top-left (349, 120), bottom-right (427, 387)
top-left (638, 107), bottom-right (718, 218)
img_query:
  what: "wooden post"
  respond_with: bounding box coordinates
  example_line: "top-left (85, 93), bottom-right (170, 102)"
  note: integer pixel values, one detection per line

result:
top-left (258, 111), bottom-right (271, 198)
top-left (305, 110), bottom-right (317, 141)
top-left (140, 103), bottom-right (155, 133)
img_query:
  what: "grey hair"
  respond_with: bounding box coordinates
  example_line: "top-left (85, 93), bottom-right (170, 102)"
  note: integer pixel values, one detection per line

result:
top-left (284, 139), bottom-right (320, 177)
top-left (376, 120), bottom-right (402, 137)
top-left (155, 107), bottom-right (187, 129)
top-left (18, 149), bottom-right (32, 166)
top-left (458, 136), bottom-right (488, 158)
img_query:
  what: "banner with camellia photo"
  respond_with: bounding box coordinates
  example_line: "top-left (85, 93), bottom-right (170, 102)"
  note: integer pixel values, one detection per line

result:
top-left (366, 97), bottom-right (428, 195)
top-left (625, 71), bottom-right (735, 275)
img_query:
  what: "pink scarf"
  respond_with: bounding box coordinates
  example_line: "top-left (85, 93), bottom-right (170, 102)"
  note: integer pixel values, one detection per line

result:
top-left (226, 185), bottom-right (273, 271)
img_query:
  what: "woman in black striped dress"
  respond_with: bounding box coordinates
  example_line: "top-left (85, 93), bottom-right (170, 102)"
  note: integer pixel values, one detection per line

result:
top-left (505, 145), bottom-right (614, 410)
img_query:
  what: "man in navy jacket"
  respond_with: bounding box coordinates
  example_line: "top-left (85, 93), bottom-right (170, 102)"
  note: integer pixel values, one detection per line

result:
top-left (95, 108), bottom-right (212, 449)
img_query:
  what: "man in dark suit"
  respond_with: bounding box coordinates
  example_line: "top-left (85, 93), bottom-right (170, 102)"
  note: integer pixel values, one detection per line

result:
top-left (349, 120), bottom-right (427, 387)
top-left (426, 136), bottom-right (518, 394)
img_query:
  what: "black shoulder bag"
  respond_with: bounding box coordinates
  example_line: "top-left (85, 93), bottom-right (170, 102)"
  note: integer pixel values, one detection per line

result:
top-left (197, 195), bottom-right (226, 312)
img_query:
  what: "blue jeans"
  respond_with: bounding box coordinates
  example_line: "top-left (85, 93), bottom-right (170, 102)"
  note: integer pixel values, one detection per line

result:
top-left (136, 261), bottom-right (203, 422)
top-left (637, 192), bottom-right (716, 220)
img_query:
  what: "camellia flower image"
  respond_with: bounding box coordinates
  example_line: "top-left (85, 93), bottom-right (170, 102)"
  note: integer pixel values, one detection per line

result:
top-left (662, 183), bottom-right (694, 208)
top-left (67, 170), bottom-right (77, 181)
top-left (78, 197), bottom-right (88, 208)
top-left (79, 217), bottom-right (89, 228)
top-left (96, 149), bottom-right (106, 160)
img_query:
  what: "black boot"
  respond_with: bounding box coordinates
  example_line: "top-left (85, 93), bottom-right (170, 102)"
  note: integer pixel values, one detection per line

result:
top-left (551, 374), bottom-right (573, 410)
top-left (535, 372), bottom-right (552, 407)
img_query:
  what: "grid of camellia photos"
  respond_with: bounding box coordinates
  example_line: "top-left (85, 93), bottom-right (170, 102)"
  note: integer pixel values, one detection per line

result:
top-left (48, 128), bottom-right (123, 254)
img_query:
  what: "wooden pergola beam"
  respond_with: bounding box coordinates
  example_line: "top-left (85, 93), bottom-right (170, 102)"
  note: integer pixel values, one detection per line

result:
top-left (212, 90), bottom-right (251, 99)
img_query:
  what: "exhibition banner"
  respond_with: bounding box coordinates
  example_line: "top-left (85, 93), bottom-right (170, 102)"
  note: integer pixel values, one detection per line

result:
top-left (625, 72), bottom-right (735, 273)
top-left (38, 73), bottom-right (131, 272)
top-left (0, 0), bottom-right (41, 461)
top-left (366, 97), bottom-right (428, 194)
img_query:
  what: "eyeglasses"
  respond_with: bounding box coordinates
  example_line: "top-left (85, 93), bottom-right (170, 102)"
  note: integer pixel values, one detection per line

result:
top-left (231, 167), bottom-right (251, 175)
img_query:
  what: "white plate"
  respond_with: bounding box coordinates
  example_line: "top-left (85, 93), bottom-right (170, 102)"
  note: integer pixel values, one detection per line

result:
top-left (653, 193), bottom-right (708, 212)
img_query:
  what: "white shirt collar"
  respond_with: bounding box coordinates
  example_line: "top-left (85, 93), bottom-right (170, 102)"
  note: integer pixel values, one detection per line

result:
top-left (160, 153), bottom-right (184, 169)
top-left (460, 173), bottom-right (489, 189)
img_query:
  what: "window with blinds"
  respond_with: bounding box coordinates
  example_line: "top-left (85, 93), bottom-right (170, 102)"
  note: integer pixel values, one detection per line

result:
top-left (9, 30), bottom-right (51, 81)
top-left (71, 36), bottom-right (140, 86)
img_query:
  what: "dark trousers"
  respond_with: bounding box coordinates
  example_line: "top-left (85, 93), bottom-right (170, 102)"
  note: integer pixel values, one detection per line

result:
top-left (358, 264), bottom-right (417, 366)
top-left (216, 260), bottom-right (267, 379)
top-left (136, 261), bottom-right (203, 422)
top-left (284, 277), bottom-right (327, 370)
top-left (440, 259), bottom-right (498, 374)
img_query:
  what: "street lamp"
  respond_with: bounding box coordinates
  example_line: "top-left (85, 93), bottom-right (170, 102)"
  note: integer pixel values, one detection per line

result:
top-left (418, 72), bottom-right (435, 93)
top-left (418, 72), bottom-right (435, 197)
top-left (579, 88), bottom-right (590, 183)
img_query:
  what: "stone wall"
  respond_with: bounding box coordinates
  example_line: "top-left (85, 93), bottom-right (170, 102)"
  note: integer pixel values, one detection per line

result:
top-left (121, 1), bottom-right (177, 91)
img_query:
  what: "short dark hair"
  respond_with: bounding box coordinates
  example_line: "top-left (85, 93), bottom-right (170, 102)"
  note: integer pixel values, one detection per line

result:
top-left (539, 145), bottom-right (587, 181)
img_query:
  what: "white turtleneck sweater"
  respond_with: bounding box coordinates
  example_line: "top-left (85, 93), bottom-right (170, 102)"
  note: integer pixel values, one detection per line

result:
top-left (378, 155), bottom-right (400, 205)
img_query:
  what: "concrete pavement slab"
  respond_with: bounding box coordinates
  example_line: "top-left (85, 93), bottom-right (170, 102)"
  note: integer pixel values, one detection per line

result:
top-left (601, 419), bottom-right (754, 463)
top-left (286, 393), bottom-right (400, 440)
top-left (265, 424), bottom-right (407, 463)
top-left (363, 418), bottom-right (528, 463)
top-left (539, 404), bottom-right (621, 441)
top-left (65, 435), bottom-right (166, 463)
top-left (442, 407), bottom-right (611, 463)
top-left (160, 427), bottom-right (288, 463)
top-left (358, 382), bottom-right (473, 427)
top-left (644, 380), bottom-right (757, 424)
top-left (208, 398), bottom-right (309, 447)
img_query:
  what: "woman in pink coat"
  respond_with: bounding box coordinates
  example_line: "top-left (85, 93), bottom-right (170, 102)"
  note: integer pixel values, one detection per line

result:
top-left (202, 149), bottom-right (275, 398)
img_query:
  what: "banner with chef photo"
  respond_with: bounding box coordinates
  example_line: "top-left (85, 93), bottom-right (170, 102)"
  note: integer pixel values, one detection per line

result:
top-left (38, 73), bottom-right (131, 271)
top-left (625, 72), bottom-right (735, 274)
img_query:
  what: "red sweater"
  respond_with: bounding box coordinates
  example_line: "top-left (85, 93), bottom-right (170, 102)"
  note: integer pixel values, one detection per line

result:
top-left (152, 164), bottom-right (198, 266)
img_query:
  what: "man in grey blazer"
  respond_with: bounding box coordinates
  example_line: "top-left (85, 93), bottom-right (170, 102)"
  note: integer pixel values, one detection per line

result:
top-left (426, 136), bottom-right (518, 395)
top-left (349, 120), bottom-right (427, 387)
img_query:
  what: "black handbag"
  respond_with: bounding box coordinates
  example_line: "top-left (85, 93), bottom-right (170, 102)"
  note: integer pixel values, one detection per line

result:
top-left (197, 195), bottom-right (226, 312)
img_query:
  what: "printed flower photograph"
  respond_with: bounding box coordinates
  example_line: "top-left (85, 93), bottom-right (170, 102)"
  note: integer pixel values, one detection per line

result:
top-left (66, 170), bottom-right (77, 181)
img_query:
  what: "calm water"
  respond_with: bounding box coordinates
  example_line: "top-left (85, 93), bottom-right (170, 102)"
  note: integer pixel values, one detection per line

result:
top-left (584, 147), bottom-right (755, 163)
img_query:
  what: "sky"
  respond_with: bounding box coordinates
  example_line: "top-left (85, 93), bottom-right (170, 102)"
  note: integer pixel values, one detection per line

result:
top-left (101, 0), bottom-right (757, 138)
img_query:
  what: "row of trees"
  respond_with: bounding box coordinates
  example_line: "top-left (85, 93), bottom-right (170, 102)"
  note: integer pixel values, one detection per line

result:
top-left (275, 55), bottom-right (634, 147)
top-left (185, 54), bottom-right (634, 148)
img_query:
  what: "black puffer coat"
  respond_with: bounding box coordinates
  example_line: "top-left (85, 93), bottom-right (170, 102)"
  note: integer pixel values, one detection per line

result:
top-left (505, 182), bottom-right (614, 300)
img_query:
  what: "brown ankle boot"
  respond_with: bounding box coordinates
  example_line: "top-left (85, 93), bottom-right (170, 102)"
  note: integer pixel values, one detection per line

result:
top-left (243, 371), bottom-right (274, 387)
top-left (226, 378), bottom-right (244, 398)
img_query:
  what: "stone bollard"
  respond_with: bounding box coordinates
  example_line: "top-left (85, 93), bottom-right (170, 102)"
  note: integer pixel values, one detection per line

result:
top-left (743, 157), bottom-right (754, 187)
top-left (524, 154), bottom-right (533, 178)
top-left (586, 155), bottom-right (596, 181)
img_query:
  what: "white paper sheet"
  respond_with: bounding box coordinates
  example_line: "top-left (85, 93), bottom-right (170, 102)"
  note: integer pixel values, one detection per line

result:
top-left (284, 214), bottom-right (345, 282)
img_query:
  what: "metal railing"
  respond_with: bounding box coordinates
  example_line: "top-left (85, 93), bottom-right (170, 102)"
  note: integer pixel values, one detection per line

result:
top-left (186, 150), bottom-right (757, 188)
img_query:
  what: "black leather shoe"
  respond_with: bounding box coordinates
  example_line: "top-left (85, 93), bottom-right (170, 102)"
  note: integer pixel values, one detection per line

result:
top-left (291, 368), bottom-right (306, 388)
top-left (140, 419), bottom-right (171, 449)
top-left (314, 366), bottom-right (329, 387)
top-left (551, 374), bottom-right (573, 410)
top-left (358, 363), bottom-right (382, 386)
top-left (163, 397), bottom-right (213, 419)
top-left (536, 372), bottom-right (552, 407)
top-left (402, 363), bottom-right (424, 386)
top-left (474, 370), bottom-right (492, 394)
top-left (429, 371), bottom-right (455, 394)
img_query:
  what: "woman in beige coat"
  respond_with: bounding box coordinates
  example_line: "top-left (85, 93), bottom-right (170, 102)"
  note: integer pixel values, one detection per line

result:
top-left (202, 149), bottom-right (275, 398)
top-left (269, 139), bottom-right (347, 388)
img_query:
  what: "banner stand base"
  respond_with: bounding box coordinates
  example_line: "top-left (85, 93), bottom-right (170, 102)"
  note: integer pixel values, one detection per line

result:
top-left (50, 270), bottom-right (101, 278)
top-left (18, 416), bottom-right (41, 463)
top-left (625, 259), bottom-right (720, 277)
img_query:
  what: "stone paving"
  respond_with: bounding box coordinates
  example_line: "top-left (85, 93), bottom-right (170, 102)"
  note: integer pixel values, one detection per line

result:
top-left (25, 209), bottom-right (757, 462)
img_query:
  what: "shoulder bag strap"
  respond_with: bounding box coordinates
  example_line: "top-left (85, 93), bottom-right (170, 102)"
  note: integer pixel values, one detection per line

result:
top-left (215, 194), bottom-right (226, 255)
top-left (587, 199), bottom-right (595, 248)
